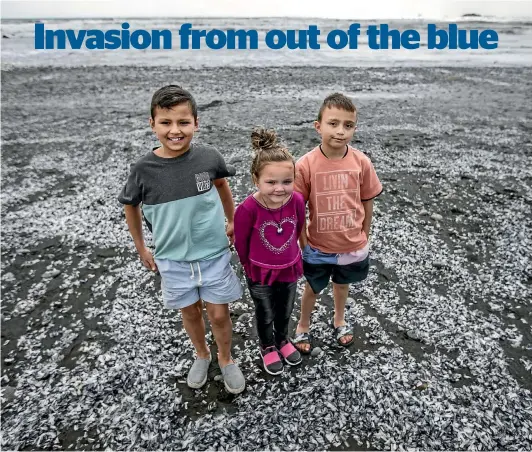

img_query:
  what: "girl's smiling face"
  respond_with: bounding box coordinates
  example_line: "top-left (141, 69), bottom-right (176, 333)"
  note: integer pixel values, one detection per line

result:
top-left (254, 161), bottom-right (295, 208)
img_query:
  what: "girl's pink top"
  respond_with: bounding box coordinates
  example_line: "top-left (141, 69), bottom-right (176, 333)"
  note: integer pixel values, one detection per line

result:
top-left (234, 192), bottom-right (306, 285)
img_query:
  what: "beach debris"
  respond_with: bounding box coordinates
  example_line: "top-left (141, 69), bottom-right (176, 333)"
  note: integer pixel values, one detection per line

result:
top-left (237, 313), bottom-right (251, 324)
top-left (0, 63), bottom-right (530, 452)
top-left (2, 386), bottom-right (16, 403)
top-left (42, 269), bottom-right (61, 278)
top-left (405, 330), bottom-right (422, 341)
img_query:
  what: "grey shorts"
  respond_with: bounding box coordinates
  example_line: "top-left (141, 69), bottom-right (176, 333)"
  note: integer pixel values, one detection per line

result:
top-left (155, 250), bottom-right (243, 309)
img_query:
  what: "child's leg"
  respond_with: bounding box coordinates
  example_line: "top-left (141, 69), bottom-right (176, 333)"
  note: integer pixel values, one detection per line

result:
top-left (295, 262), bottom-right (334, 352)
top-left (294, 282), bottom-right (318, 353)
top-left (330, 257), bottom-right (369, 346)
top-left (272, 281), bottom-right (297, 345)
top-left (248, 283), bottom-right (276, 347)
top-left (204, 302), bottom-right (233, 368)
top-left (273, 282), bottom-right (302, 365)
top-left (204, 301), bottom-right (246, 393)
top-left (332, 282), bottom-right (352, 345)
top-left (248, 282), bottom-right (286, 374)
top-left (181, 300), bottom-right (210, 359)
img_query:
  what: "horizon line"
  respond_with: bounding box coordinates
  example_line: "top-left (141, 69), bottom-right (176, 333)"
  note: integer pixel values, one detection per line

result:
top-left (3, 13), bottom-right (530, 21)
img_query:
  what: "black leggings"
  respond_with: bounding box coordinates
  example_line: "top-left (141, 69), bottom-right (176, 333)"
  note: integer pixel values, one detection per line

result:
top-left (247, 279), bottom-right (298, 348)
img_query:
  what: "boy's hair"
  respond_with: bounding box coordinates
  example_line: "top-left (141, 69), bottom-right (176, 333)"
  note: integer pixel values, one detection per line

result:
top-left (250, 128), bottom-right (295, 180)
top-left (150, 85), bottom-right (198, 120)
top-left (317, 93), bottom-right (357, 122)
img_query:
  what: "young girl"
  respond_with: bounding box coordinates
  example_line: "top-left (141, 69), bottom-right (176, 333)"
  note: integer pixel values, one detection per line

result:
top-left (234, 128), bottom-right (306, 375)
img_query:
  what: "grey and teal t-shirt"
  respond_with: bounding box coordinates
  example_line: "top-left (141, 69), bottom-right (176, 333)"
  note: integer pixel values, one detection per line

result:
top-left (118, 144), bottom-right (236, 262)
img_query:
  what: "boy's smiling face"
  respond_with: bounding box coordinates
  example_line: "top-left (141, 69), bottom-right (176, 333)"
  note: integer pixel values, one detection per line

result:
top-left (150, 103), bottom-right (198, 158)
top-left (315, 106), bottom-right (357, 152)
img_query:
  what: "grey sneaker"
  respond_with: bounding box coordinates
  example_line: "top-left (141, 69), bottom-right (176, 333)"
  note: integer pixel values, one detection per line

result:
top-left (187, 355), bottom-right (211, 389)
top-left (220, 361), bottom-right (245, 394)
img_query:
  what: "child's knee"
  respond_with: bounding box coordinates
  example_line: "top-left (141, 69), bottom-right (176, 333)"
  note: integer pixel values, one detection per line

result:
top-left (206, 303), bottom-right (230, 327)
top-left (333, 282), bottom-right (350, 290)
top-left (304, 282), bottom-right (319, 298)
top-left (181, 300), bottom-right (203, 321)
top-left (257, 307), bottom-right (275, 325)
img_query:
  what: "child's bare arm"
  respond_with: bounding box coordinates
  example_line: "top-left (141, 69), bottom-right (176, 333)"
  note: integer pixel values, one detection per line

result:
top-left (124, 204), bottom-right (157, 271)
top-left (213, 178), bottom-right (236, 245)
top-left (362, 199), bottom-right (374, 239)
top-left (233, 205), bottom-right (252, 268)
top-left (298, 217), bottom-right (308, 250)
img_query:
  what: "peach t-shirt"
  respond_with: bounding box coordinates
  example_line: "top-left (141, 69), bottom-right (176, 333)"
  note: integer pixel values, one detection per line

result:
top-left (295, 146), bottom-right (382, 254)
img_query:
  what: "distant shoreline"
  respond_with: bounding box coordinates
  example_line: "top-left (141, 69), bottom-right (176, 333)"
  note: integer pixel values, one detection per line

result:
top-left (2, 15), bottom-right (532, 23)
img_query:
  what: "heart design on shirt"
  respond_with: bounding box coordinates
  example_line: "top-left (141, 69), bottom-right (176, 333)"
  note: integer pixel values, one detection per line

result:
top-left (259, 216), bottom-right (297, 254)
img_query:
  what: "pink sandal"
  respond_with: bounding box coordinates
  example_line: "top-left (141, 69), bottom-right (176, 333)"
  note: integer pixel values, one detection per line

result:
top-left (278, 340), bottom-right (302, 366)
top-left (260, 346), bottom-right (283, 375)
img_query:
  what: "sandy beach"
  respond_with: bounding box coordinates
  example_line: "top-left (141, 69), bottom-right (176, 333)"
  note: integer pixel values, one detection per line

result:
top-left (1, 60), bottom-right (531, 449)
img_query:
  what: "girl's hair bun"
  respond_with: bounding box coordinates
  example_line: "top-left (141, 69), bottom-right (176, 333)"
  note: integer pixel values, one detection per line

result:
top-left (249, 127), bottom-right (294, 180)
top-left (251, 127), bottom-right (278, 151)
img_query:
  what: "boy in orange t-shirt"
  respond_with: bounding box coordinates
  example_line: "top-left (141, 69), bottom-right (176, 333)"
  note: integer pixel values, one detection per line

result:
top-left (293, 93), bottom-right (382, 353)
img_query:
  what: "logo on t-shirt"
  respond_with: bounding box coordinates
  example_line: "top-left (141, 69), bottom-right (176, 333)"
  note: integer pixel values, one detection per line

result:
top-left (195, 172), bottom-right (211, 192)
top-left (315, 170), bottom-right (360, 233)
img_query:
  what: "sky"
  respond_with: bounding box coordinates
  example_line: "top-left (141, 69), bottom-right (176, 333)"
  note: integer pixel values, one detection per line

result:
top-left (2, 0), bottom-right (532, 19)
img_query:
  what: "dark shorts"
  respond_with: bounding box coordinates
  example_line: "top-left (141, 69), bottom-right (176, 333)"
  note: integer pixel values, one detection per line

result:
top-left (303, 255), bottom-right (370, 294)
